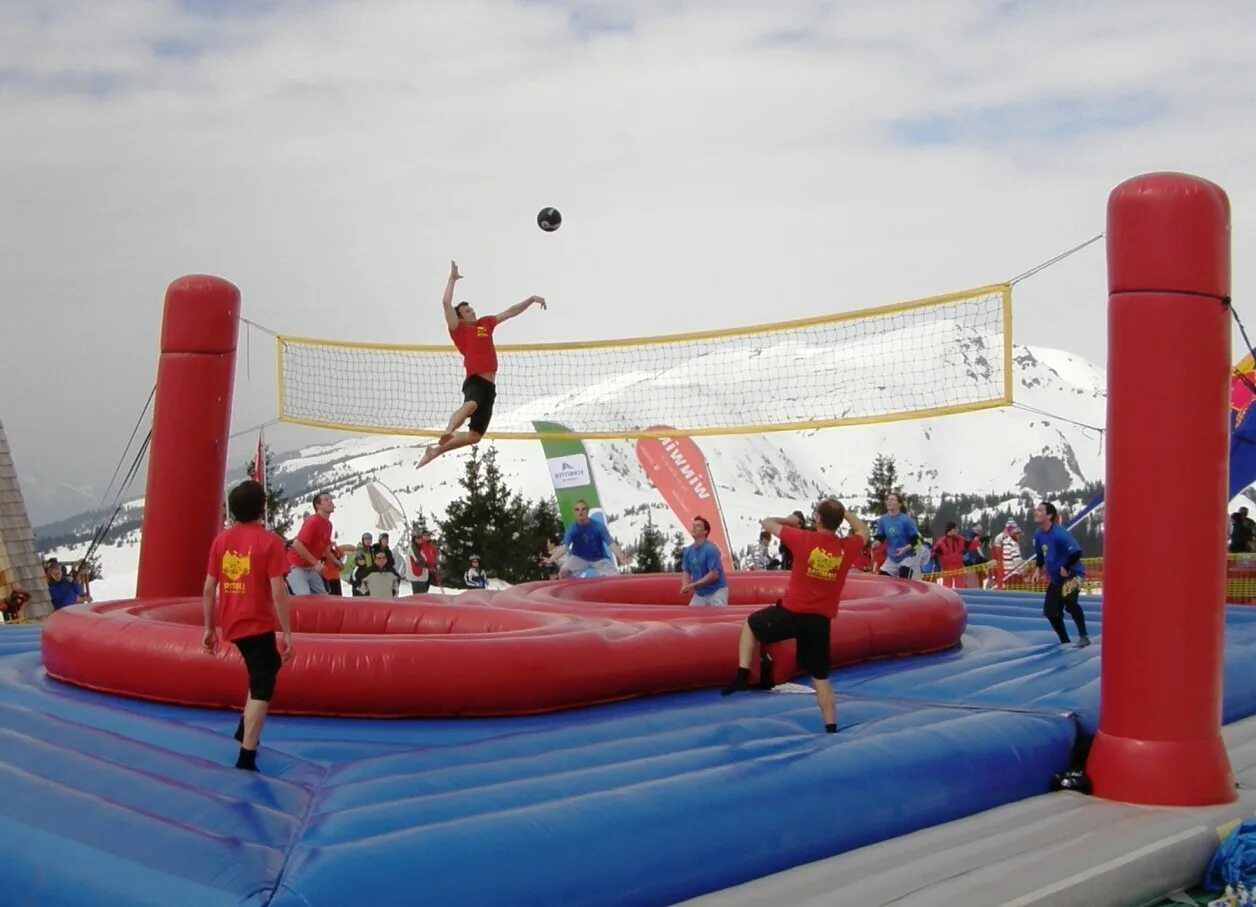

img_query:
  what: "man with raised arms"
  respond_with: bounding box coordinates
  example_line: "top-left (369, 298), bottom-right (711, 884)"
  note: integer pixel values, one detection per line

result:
top-left (721, 498), bottom-right (870, 733)
top-left (418, 260), bottom-right (546, 469)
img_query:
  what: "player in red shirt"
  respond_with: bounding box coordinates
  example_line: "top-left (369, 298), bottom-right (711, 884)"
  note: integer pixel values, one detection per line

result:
top-left (417, 260), bottom-right (547, 469)
top-left (286, 491), bottom-right (336, 596)
top-left (201, 480), bottom-right (294, 772)
top-left (721, 498), bottom-right (870, 733)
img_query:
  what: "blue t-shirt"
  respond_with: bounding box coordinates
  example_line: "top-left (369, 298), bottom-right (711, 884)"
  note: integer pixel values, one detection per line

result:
top-left (682, 542), bottom-right (727, 597)
top-left (875, 513), bottom-right (919, 565)
top-left (1033, 524), bottom-right (1086, 583)
top-left (563, 519), bottom-right (613, 562)
top-left (48, 578), bottom-right (83, 609)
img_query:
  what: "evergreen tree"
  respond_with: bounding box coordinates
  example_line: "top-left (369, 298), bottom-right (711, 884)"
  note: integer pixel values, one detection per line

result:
top-left (511, 496), bottom-right (565, 582)
top-left (865, 454), bottom-right (905, 516)
top-left (436, 446), bottom-right (567, 585)
top-left (669, 531), bottom-right (688, 573)
top-left (906, 493), bottom-right (935, 541)
top-left (244, 443), bottom-right (294, 535)
top-left (635, 512), bottom-right (665, 573)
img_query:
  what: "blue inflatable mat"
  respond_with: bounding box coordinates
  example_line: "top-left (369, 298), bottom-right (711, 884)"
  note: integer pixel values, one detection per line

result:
top-left (2, 594), bottom-right (1256, 905)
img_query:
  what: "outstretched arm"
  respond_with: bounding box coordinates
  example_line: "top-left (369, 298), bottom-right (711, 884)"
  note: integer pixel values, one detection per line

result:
top-left (760, 513), bottom-right (803, 539)
top-left (442, 260), bottom-right (462, 331)
top-left (494, 295), bottom-right (546, 324)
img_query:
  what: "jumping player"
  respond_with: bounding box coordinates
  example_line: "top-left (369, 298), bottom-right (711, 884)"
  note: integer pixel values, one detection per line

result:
top-left (1032, 501), bottom-right (1090, 648)
top-left (202, 480), bottom-right (294, 771)
top-left (418, 260), bottom-right (546, 469)
top-left (721, 498), bottom-right (870, 733)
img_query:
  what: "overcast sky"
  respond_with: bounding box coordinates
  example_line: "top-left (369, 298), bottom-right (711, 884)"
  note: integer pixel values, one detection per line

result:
top-left (2, 0), bottom-right (1254, 522)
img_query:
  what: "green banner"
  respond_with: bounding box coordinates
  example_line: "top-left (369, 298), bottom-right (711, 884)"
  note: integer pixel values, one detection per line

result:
top-left (532, 421), bottom-right (607, 529)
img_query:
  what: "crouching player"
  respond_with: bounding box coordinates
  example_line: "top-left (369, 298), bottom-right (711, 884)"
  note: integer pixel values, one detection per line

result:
top-left (721, 498), bottom-right (869, 733)
top-left (202, 480), bottom-right (295, 771)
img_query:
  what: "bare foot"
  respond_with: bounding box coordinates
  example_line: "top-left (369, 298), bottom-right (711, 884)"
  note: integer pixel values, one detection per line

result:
top-left (417, 445), bottom-right (439, 469)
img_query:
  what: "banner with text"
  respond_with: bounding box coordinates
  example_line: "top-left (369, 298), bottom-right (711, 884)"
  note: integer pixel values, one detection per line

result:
top-left (533, 421), bottom-right (611, 546)
top-left (635, 427), bottom-right (733, 572)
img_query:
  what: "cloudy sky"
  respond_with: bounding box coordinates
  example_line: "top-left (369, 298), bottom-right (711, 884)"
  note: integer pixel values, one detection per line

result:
top-left (2, 0), bottom-right (1254, 523)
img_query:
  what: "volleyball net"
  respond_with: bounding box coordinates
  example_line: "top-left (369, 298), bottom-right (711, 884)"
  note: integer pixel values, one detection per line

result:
top-left (276, 283), bottom-right (1012, 440)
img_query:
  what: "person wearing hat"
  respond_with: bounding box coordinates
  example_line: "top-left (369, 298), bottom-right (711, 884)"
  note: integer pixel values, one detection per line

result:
top-left (464, 555), bottom-right (488, 589)
top-left (350, 551), bottom-right (373, 596)
top-left (993, 519), bottom-right (1025, 588)
top-left (45, 558), bottom-right (89, 610)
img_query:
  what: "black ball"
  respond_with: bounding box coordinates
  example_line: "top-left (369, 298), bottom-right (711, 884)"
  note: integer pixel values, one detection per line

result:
top-left (537, 207), bottom-right (562, 232)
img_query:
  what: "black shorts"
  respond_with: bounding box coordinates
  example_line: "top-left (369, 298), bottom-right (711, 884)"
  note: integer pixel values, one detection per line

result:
top-left (1043, 582), bottom-right (1080, 620)
top-left (462, 375), bottom-right (497, 435)
top-left (747, 602), bottom-right (833, 680)
top-left (234, 631), bottom-right (283, 702)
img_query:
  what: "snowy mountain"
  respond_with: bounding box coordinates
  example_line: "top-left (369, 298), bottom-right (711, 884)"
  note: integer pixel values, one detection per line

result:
top-left (48, 343), bottom-right (1107, 602)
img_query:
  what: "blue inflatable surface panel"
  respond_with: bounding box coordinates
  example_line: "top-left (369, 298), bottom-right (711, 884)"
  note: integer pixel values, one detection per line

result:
top-left (3, 594), bottom-right (1256, 905)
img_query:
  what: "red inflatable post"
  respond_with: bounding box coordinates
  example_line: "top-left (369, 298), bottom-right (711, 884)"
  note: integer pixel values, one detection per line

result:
top-left (136, 276), bottom-right (240, 599)
top-left (1087, 173), bottom-right (1234, 805)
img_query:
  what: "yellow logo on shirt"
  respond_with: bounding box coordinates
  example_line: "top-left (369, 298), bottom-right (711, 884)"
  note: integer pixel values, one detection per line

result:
top-left (476, 326), bottom-right (489, 338)
top-left (806, 547), bottom-right (844, 581)
top-left (221, 550), bottom-right (250, 593)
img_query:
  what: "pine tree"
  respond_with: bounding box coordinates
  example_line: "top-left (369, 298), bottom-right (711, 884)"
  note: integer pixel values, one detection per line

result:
top-left (635, 512), bottom-right (665, 573)
top-left (436, 446), bottom-right (565, 585)
top-left (865, 454), bottom-right (905, 516)
top-left (244, 443), bottom-right (294, 535)
top-left (669, 531), bottom-right (688, 573)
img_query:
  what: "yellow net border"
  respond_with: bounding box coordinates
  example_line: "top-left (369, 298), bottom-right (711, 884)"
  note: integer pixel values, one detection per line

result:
top-left (276, 283), bottom-right (1013, 441)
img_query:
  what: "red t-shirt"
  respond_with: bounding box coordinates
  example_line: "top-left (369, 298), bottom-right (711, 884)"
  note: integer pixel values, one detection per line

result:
top-left (287, 513), bottom-right (333, 570)
top-left (779, 526), bottom-right (864, 619)
top-left (207, 522), bottom-right (286, 642)
top-left (450, 316), bottom-right (498, 376)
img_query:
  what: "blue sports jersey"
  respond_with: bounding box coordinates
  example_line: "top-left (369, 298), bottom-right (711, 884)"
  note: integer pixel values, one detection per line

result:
top-left (563, 519), bottom-right (613, 561)
top-left (876, 513), bottom-right (919, 565)
top-left (1033, 524), bottom-right (1086, 583)
top-left (682, 542), bottom-right (727, 597)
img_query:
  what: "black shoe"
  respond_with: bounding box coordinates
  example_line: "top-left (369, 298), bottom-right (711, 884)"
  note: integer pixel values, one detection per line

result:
top-left (235, 747), bottom-right (258, 771)
top-left (755, 654), bottom-right (775, 690)
top-left (721, 668), bottom-right (751, 696)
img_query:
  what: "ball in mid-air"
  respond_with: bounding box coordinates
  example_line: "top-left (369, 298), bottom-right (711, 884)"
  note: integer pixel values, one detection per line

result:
top-left (537, 207), bottom-right (562, 232)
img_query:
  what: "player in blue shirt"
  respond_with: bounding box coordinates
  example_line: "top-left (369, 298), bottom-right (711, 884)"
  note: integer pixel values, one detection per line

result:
top-left (544, 499), bottom-right (628, 578)
top-left (1032, 501), bottom-right (1090, 648)
top-left (681, 516), bottom-right (729, 606)
top-left (874, 493), bottom-right (920, 579)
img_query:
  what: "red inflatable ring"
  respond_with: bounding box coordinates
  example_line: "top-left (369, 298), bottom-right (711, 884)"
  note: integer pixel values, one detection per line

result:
top-left (41, 573), bottom-right (965, 717)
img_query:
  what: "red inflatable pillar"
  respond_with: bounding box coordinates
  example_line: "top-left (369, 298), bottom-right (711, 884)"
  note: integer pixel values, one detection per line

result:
top-left (136, 276), bottom-right (241, 599)
top-left (1087, 173), bottom-right (1234, 805)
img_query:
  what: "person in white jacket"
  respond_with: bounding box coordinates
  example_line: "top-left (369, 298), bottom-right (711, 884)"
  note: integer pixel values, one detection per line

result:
top-left (465, 555), bottom-right (488, 589)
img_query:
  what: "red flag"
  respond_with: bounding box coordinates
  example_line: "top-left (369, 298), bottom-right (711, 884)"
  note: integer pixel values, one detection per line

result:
top-left (635, 427), bottom-right (734, 572)
top-left (253, 431), bottom-right (266, 495)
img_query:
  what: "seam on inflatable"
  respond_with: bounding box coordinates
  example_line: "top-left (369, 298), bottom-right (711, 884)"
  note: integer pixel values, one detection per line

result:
top-left (264, 765), bottom-right (331, 906)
